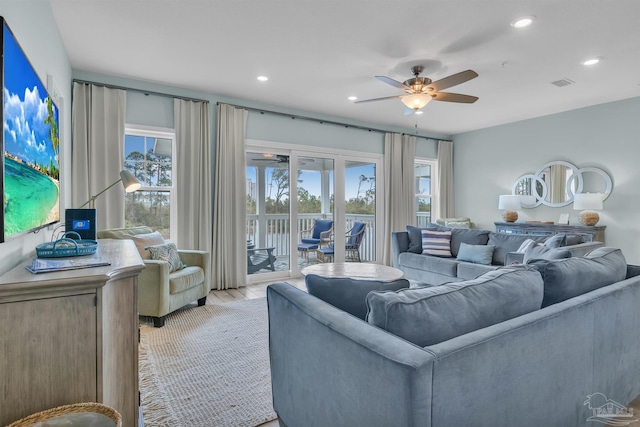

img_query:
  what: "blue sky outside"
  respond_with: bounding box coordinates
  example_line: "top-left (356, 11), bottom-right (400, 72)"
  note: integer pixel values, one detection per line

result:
top-left (3, 23), bottom-right (58, 167)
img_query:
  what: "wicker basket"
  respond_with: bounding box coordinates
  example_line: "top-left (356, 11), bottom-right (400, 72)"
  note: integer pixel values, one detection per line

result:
top-left (35, 232), bottom-right (98, 258)
top-left (7, 402), bottom-right (122, 427)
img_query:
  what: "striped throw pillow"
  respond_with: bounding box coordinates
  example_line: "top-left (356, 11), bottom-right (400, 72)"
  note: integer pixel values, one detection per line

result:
top-left (421, 229), bottom-right (452, 257)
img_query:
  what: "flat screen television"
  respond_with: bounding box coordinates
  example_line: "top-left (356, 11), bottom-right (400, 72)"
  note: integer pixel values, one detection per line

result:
top-left (1, 17), bottom-right (60, 242)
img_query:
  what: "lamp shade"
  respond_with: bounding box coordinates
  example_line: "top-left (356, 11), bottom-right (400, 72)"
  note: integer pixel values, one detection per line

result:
top-left (573, 193), bottom-right (603, 211)
top-left (498, 195), bottom-right (522, 210)
top-left (400, 93), bottom-right (432, 110)
top-left (120, 169), bottom-right (142, 193)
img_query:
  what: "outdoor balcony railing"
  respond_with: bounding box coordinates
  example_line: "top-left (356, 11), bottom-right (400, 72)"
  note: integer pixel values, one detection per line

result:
top-left (246, 212), bottom-right (431, 264)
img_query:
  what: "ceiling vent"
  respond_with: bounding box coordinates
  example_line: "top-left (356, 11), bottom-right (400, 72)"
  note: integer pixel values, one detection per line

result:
top-left (551, 78), bottom-right (575, 87)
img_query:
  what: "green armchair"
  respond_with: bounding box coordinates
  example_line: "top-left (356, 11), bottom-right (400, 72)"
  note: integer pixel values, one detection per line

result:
top-left (97, 226), bottom-right (211, 327)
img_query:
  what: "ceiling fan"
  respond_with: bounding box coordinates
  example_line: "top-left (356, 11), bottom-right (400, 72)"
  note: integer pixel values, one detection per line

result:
top-left (355, 66), bottom-right (479, 112)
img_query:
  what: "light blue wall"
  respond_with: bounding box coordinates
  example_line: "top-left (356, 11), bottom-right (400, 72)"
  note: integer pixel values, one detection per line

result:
top-left (454, 96), bottom-right (640, 263)
top-left (0, 1), bottom-right (72, 274)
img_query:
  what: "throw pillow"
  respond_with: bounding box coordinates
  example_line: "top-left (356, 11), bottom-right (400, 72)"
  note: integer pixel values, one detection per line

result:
top-left (146, 242), bottom-right (185, 272)
top-left (421, 229), bottom-right (452, 257)
top-left (449, 228), bottom-right (491, 257)
top-left (130, 231), bottom-right (165, 260)
top-left (456, 242), bottom-right (495, 265)
top-left (523, 244), bottom-right (571, 263)
top-left (406, 224), bottom-right (447, 253)
top-left (516, 238), bottom-right (537, 253)
top-left (365, 267), bottom-right (544, 347)
top-left (544, 233), bottom-right (566, 248)
top-left (487, 233), bottom-right (547, 266)
top-left (305, 274), bottom-right (409, 320)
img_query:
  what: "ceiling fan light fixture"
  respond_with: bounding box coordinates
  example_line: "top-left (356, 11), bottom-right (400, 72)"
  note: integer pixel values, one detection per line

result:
top-left (348, 96), bottom-right (358, 101)
top-left (401, 93), bottom-right (432, 111)
top-left (511, 16), bottom-right (535, 28)
top-left (582, 57), bottom-right (601, 66)
top-left (257, 75), bottom-right (269, 82)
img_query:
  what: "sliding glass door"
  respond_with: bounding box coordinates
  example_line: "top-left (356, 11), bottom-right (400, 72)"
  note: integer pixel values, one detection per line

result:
top-left (246, 144), bottom-right (382, 280)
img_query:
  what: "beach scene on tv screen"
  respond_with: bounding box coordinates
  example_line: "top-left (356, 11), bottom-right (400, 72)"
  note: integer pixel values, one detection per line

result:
top-left (3, 23), bottom-right (60, 240)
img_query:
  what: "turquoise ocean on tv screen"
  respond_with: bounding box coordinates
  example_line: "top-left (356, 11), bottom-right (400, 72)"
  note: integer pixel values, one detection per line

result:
top-left (4, 157), bottom-right (58, 237)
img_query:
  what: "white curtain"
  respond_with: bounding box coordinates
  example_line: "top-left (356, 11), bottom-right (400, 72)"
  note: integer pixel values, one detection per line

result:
top-left (212, 104), bottom-right (248, 290)
top-left (383, 133), bottom-right (416, 266)
top-left (174, 99), bottom-right (212, 257)
top-left (437, 140), bottom-right (454, 219)
top-left (71, 82), bottom-right (126, 230)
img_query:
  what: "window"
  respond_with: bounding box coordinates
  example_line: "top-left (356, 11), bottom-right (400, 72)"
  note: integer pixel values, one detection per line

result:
top-left (415, 159), bottom-right (436, 227)
top-left (123, 125), bottom-right (176, 239)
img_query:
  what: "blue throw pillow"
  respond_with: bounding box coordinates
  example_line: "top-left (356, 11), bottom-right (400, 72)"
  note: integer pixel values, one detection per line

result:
top-left (457, 242), bottom-right (495, 265)
top-left (544, 233), bottom-right (566, 248)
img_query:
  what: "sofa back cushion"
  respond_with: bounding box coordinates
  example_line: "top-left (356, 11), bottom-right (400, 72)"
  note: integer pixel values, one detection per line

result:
top-left (305, 274), bottom-right (409, 320)
top-left (529, 247), bottom-right (627, 307)
top-left (488, 233), bottom-right (547, 265)
top-left (365, 267), bottom-right (543, 347)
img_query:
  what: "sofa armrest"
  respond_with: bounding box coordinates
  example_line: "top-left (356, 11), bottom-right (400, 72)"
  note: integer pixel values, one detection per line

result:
top-left (178, 250), bottom-right (211, 291)
top-left (505, 252), bottom-right (524, 265)
top-left (391, 231), bottom-right (410, 267)
top-left (564, 241), bottom-right (604, 257)
top-left (267, 282), bottom-right (434, 427)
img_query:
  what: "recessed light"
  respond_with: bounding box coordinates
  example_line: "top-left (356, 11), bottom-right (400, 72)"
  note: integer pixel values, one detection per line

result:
top-left (582, 58), bottom-right (601, 66)
top-left (511, 16), bottom-right (535, 28)
top-left (257, 76), bottom-right (269, 82)
top-left (348, 96), bottom-right (358, 101)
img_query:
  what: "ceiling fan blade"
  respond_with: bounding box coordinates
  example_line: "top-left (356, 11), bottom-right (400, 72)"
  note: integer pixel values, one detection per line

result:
top-left (427, 70), bottom-right (478, 92)
top-left (375, 76), bottom-right (411, 91)
top-left (354, 95), bottom-right (403, 104)
top-left (430, 92), bottom-right (479, 103)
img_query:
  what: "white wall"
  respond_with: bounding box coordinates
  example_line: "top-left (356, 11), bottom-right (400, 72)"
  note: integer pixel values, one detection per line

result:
top-left (454, 96), bottom-right (640, 264)
top-left (0, 1), bottom-right (72, 275)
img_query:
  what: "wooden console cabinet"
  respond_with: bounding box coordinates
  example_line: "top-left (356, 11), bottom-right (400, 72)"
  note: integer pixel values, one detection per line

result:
top-left (494, 221), bottom-right (606, 243)
top-left (0, 240), bottom-right (144, 426)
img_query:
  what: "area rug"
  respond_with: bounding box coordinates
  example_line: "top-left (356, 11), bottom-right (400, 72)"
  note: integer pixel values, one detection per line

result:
top-left (139, 298), bottom-right (277, 427)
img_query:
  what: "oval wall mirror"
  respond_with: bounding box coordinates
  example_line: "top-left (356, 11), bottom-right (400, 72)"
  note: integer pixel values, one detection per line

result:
top-left (512, 161), bottom-right (612, 208)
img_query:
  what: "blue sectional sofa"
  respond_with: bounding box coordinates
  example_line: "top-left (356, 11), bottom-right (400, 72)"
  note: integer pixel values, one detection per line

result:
top-left (392, 225), bottom-right (603, 285)
top-left (267, 247), bottom-right (640, 427)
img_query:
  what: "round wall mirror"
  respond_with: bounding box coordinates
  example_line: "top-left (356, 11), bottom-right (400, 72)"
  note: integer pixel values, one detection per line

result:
top-left (534, 161), bottom-right (580, 207)
top-left (567, 167), bottom-right (613, 200)
top-left (512, 174), bottom-right (546, 208)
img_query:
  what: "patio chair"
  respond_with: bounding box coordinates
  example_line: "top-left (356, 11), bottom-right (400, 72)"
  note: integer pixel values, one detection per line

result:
top-left (247, 247), bottom-right (277, 274)
top-left (317, 222), bottom-right (367, 262)
top-left (298, 219), bottom-right (334, 259)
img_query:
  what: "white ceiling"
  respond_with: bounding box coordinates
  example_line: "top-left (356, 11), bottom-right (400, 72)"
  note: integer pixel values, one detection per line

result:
top-left (49, 0), bottom-right (640, 136)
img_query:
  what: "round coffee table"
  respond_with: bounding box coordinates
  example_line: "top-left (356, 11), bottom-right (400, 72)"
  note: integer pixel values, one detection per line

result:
top-left (301, 262), bottom-right (403, 281)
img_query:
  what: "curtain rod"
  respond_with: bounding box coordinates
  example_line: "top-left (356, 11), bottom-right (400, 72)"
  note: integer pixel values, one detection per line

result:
top-left (217, 102), bottom-right (451, 143)
top-left (72, 79), bottom-right (209, 104)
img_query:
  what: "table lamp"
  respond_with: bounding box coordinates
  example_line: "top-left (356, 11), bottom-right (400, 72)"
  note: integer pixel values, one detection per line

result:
top-left (498, 195), bottom-right (521, 222)
top-left (573, 193), bottom-right (603, 226)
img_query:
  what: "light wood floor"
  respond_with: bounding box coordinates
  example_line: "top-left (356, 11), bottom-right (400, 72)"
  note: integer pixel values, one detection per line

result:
top-left (209, 279), bottom-right (640, 427)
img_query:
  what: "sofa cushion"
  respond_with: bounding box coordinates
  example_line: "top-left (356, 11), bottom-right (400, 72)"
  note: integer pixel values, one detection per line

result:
top-left (421, 229), bottom-right (452, 257)
top-left (449, 228), bottom-right (491, 257)
top-left (456, 242), bottom-right (495, 265)
top-left (169, 266), bottom-right (205, 294)
top-left (398, 252), bottom-right (458, 277)
top-left (365, 267), bottom-right (544, 347)
top-left (97, 226), bottom-right (154, 239)
top-left (487, 233), bottom-right (547, 266)
top-left (523, 244), bottom-right (571, 263)
top-left (529, 247), bottom-right (627, 307)
top-left (147, 242), bottom-right (185, 272)
top-left (564, 234), bottom-right (586, 246)
top-left (130, 231), bottom-right (165, 259)
top-left (456, 262), bottom-right (499, 280)
top-left (305, 274), bottom-right (409, 320)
